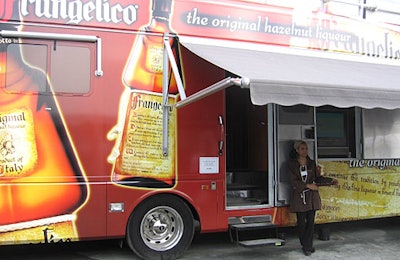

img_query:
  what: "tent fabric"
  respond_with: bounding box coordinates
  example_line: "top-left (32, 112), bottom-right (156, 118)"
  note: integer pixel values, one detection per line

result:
top-left (179, 36), bottom-right (400, 109)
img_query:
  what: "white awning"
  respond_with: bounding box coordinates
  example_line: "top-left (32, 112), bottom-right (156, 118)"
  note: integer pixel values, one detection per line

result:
top-left (179, 36), bottom-right (400, 109)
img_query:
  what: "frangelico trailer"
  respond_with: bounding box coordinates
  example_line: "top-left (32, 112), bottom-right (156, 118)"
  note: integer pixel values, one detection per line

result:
top-left (1, 0), bottom-right (400, 259)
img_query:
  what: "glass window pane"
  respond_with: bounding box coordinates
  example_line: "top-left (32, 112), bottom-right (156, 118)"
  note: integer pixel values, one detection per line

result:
top-left (316, 106), bottom-right (355, 158)
top-left (6, 43), bottom-right (47, 93)
top-left (50, 45), bottom-right (90, 94)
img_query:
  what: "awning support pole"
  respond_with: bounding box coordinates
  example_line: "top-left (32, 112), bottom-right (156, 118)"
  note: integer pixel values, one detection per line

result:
top-left (164, 36), bottom-right (186, 100)
top-left (162, 35), bottom-right (187, 156)
top-left (175, 77), bottom-right (248, 109)
top-left (162, 36), bottom-right (170, 156)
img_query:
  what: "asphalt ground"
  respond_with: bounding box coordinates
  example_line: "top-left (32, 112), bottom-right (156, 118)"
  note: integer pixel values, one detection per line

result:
top-left (0, 217), bottom-right (399, 259)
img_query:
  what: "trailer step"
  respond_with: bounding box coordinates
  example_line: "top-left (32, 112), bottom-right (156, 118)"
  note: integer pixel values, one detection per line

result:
top-left (230, 222), bottom-right (275, 229)
top-left (238, 238), bottom-right (285, 247)
top-left (228, 215), bottom-right (272, 225)
top-left (228, 215), bottom-right (285, 247)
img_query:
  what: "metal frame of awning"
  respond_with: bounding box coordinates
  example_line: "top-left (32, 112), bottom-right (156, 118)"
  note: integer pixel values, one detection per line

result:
top-left (175, 77), bottom-right (249, 109)
top-left (161, 35), bottom-right (251, 155)
top-left (162, 35), bottom-right (184, 156)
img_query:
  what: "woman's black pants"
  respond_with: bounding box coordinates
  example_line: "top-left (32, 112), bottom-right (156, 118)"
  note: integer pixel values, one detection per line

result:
top-left (296, 210), bottom-right (316, 251)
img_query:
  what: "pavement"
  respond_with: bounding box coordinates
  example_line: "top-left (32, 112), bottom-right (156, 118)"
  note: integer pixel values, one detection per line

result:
top-left (0, 217), bottom-right (399, 259)
top-left (181, 217), bottom-right (400, 260)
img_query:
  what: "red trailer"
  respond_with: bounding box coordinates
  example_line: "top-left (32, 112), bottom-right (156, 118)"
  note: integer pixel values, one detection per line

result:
top-left (1, 0), bottom-right (400, 259)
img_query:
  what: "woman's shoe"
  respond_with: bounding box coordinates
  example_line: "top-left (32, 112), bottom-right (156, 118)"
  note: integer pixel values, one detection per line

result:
top-left (302, 248), bottom-right (312, 256)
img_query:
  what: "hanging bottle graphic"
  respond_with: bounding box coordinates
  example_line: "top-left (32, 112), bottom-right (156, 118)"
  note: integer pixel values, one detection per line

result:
top-left (108, 0), bottom-right (180, 188)
top-left (0, 0), bottom-right (87, 243)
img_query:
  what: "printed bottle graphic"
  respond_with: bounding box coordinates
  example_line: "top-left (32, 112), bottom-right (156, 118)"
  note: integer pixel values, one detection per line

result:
top-left (0, 1), bottom-right (87, 243)
top-left (108, 0), bottom-right (179, 188)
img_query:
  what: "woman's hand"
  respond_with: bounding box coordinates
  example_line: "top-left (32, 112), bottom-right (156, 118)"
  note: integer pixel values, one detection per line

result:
top-left (306, 183), bottom-right (319, 191)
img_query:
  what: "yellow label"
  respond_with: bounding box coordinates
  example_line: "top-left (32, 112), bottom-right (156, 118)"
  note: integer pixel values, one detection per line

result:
top-left (116, 91), bottom-right (176, 180)
top-left (0, 220), bottom-right (77, 245)
top-left (0, 109), bottom-right (37, 178)
top-left (317, 160), bottom-right (400, 223)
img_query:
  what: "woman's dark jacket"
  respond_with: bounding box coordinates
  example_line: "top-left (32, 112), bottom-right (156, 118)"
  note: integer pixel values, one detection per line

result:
top-left (289, 158), bottom-right (322, 213)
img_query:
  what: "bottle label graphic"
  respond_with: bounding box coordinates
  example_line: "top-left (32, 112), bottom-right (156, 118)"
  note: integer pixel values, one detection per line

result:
top-left (113, 91), bottom-right (176, 186)
top-left (0, 215), bottom-right (78, 245)
top-left (108, 0), bottom-right (179, 188)
top-left (0, 109), bottom-right (37, 177)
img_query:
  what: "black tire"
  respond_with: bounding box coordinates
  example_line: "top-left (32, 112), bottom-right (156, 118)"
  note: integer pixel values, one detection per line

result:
top-left (126, 194), bottom-right (195, 260)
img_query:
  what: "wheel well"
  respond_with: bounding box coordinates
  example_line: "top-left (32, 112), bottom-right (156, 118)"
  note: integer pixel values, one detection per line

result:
top-left (127, 193), bottom-right (201, 235)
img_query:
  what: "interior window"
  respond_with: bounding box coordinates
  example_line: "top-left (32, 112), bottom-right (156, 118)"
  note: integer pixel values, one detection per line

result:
top-left (316, 106), bottom-right (356, 158)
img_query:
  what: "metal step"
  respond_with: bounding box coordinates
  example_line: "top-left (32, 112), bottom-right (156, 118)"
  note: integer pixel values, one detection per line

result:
top-left (238, 238), bottom-right (285, 247)
top-left (228, 215), bottom-right (272, 224)
top-left (230, 222), bottom-right (276, 230)
top-left (228, 215), bottom-right (285, 247)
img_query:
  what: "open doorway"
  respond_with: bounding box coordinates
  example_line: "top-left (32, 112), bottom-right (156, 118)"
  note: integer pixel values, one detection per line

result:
top-left (225, 86), bottom-right (270, 208)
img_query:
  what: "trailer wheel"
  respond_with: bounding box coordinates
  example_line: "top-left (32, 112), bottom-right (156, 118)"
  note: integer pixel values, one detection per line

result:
top-left (126, 195), bottom-right (195, 260)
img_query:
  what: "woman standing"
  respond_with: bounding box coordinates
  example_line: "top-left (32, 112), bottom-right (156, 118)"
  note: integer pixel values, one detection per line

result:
top-left (289, 140), bottom-right (334, 256)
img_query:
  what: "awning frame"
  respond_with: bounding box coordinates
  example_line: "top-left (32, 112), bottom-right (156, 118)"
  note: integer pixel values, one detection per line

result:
top-left (161, 36), bottom-right (250, 156)
top-left (174, 77), bottom-right (248, 109)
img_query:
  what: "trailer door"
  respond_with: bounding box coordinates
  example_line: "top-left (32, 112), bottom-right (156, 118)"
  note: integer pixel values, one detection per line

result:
top-left (275, 105), bottom-right (316, 206)
top-left (225, 86), bottom-right (274, 209)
